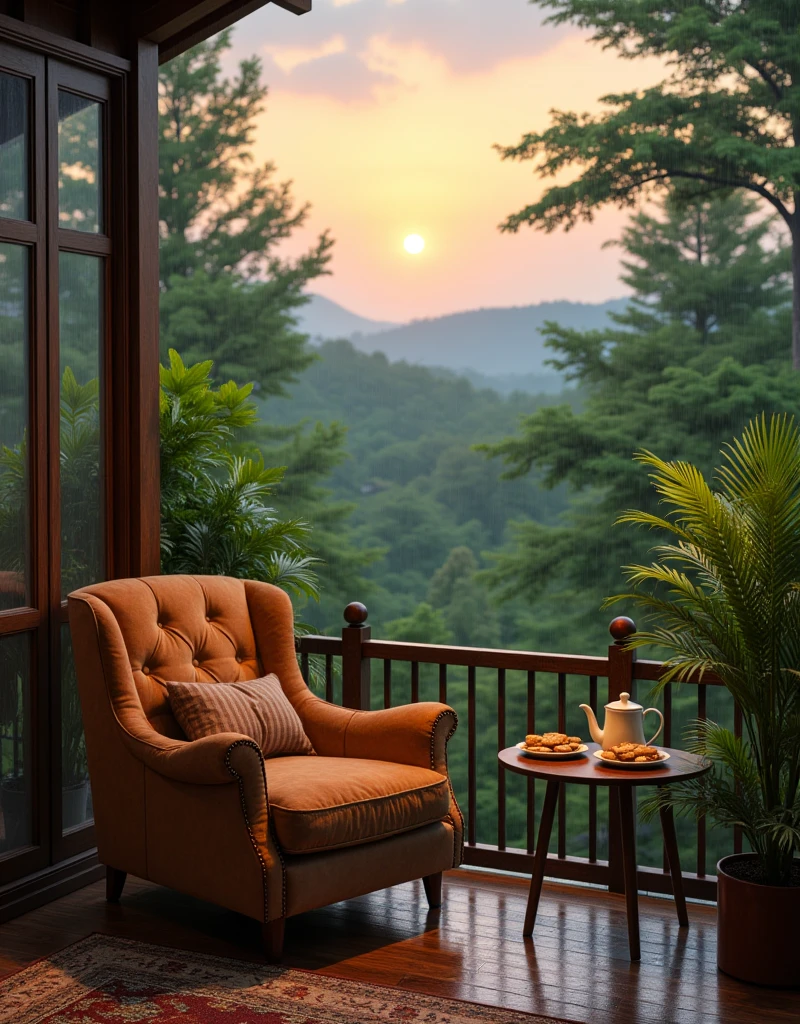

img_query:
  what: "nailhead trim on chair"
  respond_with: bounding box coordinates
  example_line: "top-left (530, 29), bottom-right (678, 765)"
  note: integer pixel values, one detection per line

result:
top-left (224, 739), bottom-right (287, 922)
top-left (429, 709), bottom-right (464, 867)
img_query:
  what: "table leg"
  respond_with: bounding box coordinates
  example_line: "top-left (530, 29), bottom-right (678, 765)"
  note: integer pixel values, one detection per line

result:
top-left (523, 779), bottom-right (559, 937)
top-left (659, 794), bottom-right (689, 927)
top-left (616, 785), bottom-right (641, 962)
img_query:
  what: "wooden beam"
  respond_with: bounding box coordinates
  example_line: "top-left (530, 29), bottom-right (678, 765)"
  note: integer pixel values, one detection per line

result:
top-left (127, 40), bottom-right (162, 575)
top-left (133, 0), bottom-right (310, 65)
top-left (271, 0), bottom-right (311, 12)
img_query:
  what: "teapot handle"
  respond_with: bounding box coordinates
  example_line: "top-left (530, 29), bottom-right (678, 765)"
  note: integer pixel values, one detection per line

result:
top-left (644, 708), bottom-right (664, 746)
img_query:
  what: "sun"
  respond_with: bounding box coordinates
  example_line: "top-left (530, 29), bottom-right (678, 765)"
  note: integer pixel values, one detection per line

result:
top-left (403, 234), bottom-right (425, 255)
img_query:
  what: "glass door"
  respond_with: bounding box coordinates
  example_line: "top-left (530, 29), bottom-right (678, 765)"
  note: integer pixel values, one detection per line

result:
top-left (49, 62), bottom-right (112, 861)
top-left (0, 43), bottom-right (48, 882)
top-left (0, 45), bottom-right (117, 882)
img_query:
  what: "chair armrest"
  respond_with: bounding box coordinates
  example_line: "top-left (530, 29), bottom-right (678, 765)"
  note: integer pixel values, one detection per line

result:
top-left (347, 702), bottom-right (457, 773)
top-left (118, 726), bottom-right (258, 786)
top-left (302, 698), bottom-right (457, 773)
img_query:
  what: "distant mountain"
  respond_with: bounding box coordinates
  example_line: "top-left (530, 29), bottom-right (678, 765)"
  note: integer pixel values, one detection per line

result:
top-left (297, 294), bottom-right (399, 339)
top-left (297, 295), bottom-right (629, 379)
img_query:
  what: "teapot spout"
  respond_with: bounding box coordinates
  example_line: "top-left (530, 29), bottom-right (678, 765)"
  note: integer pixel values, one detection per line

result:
top-left (579, 704), bottom-right (603, 746)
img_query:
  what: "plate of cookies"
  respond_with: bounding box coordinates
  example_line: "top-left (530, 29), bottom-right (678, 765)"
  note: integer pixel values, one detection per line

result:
top-left (517, 733), bottom-right (588, 760)
top-left (592, 743), bottom-right (670, 769)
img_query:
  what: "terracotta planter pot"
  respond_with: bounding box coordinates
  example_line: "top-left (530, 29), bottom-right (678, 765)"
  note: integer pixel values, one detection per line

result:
top-left (717, 853), bottom-right (800, 987)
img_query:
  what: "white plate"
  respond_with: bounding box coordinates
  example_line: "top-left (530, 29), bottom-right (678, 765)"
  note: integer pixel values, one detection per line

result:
top-left (592, 749), bottom-right (670, 770)
top-left (516, 741), bottom-right (588, 760)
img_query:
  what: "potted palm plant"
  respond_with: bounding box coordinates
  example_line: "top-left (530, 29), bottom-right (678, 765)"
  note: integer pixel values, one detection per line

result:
top-left (607, 414), bottom-right (800, 987)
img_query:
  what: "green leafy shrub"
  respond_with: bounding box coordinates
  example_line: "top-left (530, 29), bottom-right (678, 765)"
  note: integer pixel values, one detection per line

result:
top-left (159, 350), bottom-right (319, 599)
top-left (608, 415), bottom-right (800, 886)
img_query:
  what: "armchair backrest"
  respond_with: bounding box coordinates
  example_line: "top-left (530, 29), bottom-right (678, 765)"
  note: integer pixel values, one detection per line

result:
top-left (72, 575), bottom-right (267, 737)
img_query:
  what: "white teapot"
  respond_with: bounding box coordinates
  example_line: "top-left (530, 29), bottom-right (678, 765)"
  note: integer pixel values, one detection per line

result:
top-left (579, 692), bottom-right (664, 749)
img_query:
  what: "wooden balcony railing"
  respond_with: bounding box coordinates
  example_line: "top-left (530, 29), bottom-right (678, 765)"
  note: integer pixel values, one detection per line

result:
top-left (297, 604), bottom-right (735, 903)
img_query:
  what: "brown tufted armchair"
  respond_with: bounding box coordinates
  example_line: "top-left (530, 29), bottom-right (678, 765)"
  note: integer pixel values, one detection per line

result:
top-left (68, 575), bottom-right (463, 959)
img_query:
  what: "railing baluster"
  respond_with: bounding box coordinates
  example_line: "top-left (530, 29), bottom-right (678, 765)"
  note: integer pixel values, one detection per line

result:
top-left (300, 651), bottom-right (309, 684)
top-left (663, 684), bottom-right (672, 872)
top-left (697, 684), bottom-right (707, 877)
top-left (438, 663), bottom-right (447, 703)
top-left (663, 684), bottom-right (672, 746)
top-left (383, 660), bottom-right (392, 709)
top-left (734, 702), bottom-right (743, 854)
top-left (588, 675), bottom-right (597, 863)
top-left (325, 654), bottom-right (333, 703)
top-left (526, 670), bottom-right (536, 855)
top-left (411, 661), bottom-right (419, 703)
top-left (557, 672), bottom-right (567, 859)
top-left (468, 665), bottom-right (476, 846)
top-left (497, 668), bottom-right (506, 850)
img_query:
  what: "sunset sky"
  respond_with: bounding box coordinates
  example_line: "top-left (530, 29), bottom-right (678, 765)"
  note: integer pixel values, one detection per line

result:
top-left (226, 0), bottom-right (664, 322)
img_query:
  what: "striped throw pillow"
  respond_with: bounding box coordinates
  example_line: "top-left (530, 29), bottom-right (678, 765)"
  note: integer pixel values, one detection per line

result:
top-left (165, 674), bottom-right (314, 758)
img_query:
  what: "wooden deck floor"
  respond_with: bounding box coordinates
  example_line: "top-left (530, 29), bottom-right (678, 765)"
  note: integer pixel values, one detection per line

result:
top-left (0, 869), bottom-right (796, 1023)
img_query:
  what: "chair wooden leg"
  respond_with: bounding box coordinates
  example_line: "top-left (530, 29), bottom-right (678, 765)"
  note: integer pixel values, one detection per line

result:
top-left (423, 871), bottom-right (443, 909)
top-left (105, 866), bottom-right (127, 903)
top-left (262, 918), bottom-right (285, 962)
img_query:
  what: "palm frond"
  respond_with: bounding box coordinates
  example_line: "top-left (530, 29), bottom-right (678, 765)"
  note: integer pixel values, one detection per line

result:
top-left (612, 416), bottom-right (800, 884)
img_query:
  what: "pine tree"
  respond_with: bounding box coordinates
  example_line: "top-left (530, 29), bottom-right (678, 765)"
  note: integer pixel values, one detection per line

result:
top-left (159, 34), bottom-right (370, 604)
top-left (500, 2), bottom-right (800, 366)
top-left (481, 192), bottom-right (800, 634)
top-left (159, 32), bottom-right (332, 393)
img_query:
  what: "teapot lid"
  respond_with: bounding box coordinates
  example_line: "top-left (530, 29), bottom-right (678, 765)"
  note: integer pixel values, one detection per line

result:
top-left (605, 691), bottom-right (642, 711)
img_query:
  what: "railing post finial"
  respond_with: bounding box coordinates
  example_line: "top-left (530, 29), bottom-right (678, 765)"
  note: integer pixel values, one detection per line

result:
top-left (609, 615), bottom-right (636, 645)
top-left (344, 601), bottom-right (368, 627)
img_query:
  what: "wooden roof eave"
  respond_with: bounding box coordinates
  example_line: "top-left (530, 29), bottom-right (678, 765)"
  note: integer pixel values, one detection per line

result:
top-left (133, 0), bottom-right (312, 65)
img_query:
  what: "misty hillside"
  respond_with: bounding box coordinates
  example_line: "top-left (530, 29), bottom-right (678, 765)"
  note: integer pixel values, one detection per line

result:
top-left (297, 295), bottom-right (629, 379)
top-left (298, 294), bottom-right (399, 338)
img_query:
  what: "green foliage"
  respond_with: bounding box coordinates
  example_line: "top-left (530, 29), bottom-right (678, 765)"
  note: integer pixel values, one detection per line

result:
top-left (608, 416), bottom-right (800, 885)
top-left (158, 32), bottom-right (332, 393)
top-left (428, 547), bottom-right (500, 647)
top-left (265, 338), bottom-right (569, 637)
top-left (481, 193), bottom-right (799, 642)
top-left (385, 603), bottom-right (453, 645)
top-left (159, 350), bottom-right (319, 599)
top-left (252, 418), bottom-right (378, 605)
top-left (502, 1), bottom-right (800, 357)
top-left (502, 2), bottom-right (800, 228)
top-left (158, 37), bottom-right (369, 604)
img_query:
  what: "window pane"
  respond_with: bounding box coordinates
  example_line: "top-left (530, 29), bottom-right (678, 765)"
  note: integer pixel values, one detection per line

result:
top-left (0, 633), bottom-right (31, 855)
top-left (0, 243), bottom-right (29, 609)
top-left (0, 73), bottom-right (28, 221)
top-left (61, 624), bottom-right (91, 833)
top-left (58, 91), bottom-right (102, 233)
top-left (59, 251), bottom-right (103, 597)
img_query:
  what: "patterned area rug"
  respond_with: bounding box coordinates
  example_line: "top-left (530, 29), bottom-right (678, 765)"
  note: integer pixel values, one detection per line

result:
top-left (0, 934), bottom-right (577, 1024)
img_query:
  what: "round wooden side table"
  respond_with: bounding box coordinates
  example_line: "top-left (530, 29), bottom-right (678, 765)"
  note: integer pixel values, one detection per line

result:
top-left (498, 742), bottom-right (711, 961)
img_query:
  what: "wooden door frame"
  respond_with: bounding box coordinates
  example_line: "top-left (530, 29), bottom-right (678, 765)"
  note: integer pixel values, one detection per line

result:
top-left (0, 22), bottom-right (159, 895)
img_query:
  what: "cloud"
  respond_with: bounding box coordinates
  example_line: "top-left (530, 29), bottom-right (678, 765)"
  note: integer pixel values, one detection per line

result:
top-left (228, 0), bottom-right (571, 102)
top-left (266, 33), bottom-right (346, 73)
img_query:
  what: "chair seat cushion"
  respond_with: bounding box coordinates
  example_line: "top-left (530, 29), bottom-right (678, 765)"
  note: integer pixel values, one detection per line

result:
top-left (265, 756), bottom-right (451, 854)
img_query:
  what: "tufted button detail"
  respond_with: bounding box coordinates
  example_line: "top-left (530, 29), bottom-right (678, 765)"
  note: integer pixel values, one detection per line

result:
top-left (192, 658), bottom-right (199, 667)
top-left (142, 666), bottom-right (150, 675)
top-left (205, 616), bottom-right (211, 622)
top-left (236, 655), bottom-right (242, 663)
top-left (157, 622), bottom-right (163, 628)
